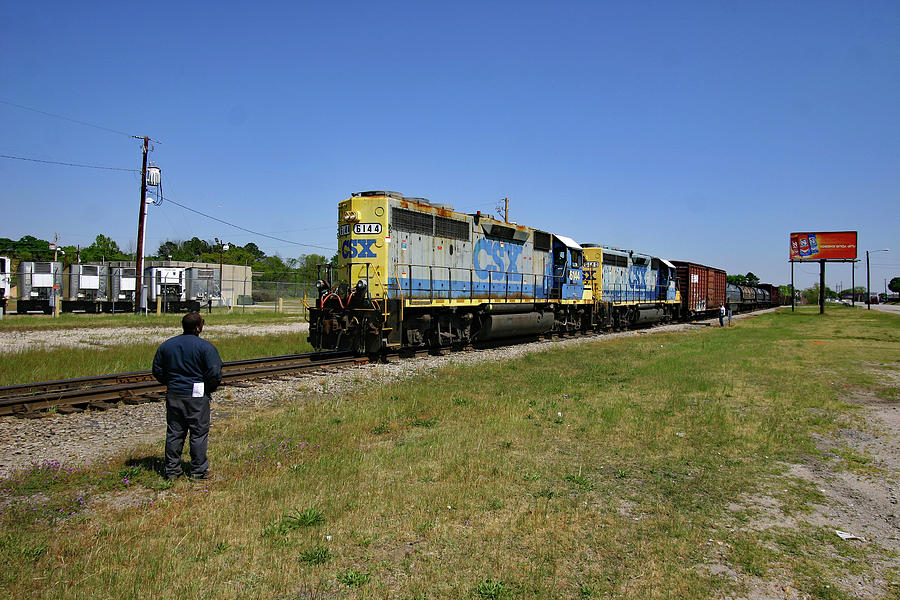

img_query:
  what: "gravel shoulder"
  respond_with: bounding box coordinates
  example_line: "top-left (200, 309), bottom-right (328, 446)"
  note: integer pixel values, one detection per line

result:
top-left (0, 321), bottom-right (310, 354)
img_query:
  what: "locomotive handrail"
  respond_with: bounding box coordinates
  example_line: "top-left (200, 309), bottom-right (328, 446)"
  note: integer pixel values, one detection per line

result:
top-left (601, 282), bottom-right (678, 304)
top-left (392, 263), bottom-right (559, 304)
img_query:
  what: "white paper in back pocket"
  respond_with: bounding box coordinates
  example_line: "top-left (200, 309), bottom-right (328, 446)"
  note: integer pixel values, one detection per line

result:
top-left (192, 382), bottom-right (205, 398)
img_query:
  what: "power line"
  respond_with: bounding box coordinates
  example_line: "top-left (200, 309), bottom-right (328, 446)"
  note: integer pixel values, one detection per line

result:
top-left (0, 153), bottom-right (139, 172)
top-left (0, 99), bottom-right (137, 139)
top-left (0, 145), bottom-right (333, 253)
top-left (160, 194), bottom-right (334, 252)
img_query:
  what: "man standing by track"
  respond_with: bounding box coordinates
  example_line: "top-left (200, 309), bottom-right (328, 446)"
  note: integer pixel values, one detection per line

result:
top-left (153, 312), bottom-right (223, 480)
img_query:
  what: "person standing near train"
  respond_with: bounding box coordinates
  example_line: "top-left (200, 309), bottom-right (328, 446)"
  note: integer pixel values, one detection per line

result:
top-left (153, 312), bottom-right (223, 480)
top-left (719, 304), bottom-right (726, 327)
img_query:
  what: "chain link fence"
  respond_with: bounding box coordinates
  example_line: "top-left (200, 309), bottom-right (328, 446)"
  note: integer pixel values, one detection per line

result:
top-left (1, 269), bottom-right (318, 318)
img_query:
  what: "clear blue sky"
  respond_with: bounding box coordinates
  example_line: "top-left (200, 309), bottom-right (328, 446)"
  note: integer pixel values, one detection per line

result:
top-left (2, 1), bottom-right (897, 291)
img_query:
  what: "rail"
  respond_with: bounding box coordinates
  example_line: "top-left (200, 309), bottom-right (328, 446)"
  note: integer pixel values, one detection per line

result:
top-left (0, 350), bottom-right (361, 417)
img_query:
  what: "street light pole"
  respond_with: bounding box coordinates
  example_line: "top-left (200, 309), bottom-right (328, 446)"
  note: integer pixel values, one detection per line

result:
top-left (867, 249), bottom-right (890, 309)
top-left (134, 136), bottom-right (149, 313)
top-left (215, 237), bottom-right (229, 307)
top-left (867, 250), bottom-right (871, 309)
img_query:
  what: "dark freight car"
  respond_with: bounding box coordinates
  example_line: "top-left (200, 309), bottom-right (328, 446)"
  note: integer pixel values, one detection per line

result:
top-left (672, 261), bottom-right (726, 317)
top-left (758, 283), bottom-right (781, 306)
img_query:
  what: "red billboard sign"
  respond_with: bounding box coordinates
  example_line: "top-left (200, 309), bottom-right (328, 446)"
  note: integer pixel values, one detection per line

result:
top-left (790, 231), bottom-right (857, 260)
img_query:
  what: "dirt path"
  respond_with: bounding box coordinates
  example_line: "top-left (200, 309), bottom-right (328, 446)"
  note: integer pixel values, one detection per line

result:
top-left (714, 373), bottom-right (900, 598)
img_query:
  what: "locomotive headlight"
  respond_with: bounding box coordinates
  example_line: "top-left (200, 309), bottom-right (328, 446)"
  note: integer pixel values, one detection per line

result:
top-left (316, 279), bottom-right (331, 295)
top-left (344, 211), bottom-right (359, 223)
top-left (355, 280), bottom-right (368, 293)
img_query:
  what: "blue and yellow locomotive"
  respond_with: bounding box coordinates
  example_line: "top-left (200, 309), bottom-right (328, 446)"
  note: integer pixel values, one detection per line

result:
top-left (308, 191), bottom-right (681, 354)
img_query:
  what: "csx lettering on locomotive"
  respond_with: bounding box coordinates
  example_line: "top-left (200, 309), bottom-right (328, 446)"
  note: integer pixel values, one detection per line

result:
top-left (341, 238), bottom-right (377, 259)
top-left (473, 239), bottom-right (523, 276)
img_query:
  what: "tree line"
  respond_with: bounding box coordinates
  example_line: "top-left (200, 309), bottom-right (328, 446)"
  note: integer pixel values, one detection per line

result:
top-left (0, 234), bottom-right (337, 283)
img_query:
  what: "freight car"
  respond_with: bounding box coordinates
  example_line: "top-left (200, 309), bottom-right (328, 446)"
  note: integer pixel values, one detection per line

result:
top-left (726, 284), bottom-right (779, 313)
top-left (308, 192), bottom-right (683, 354)
top-left (758, 283), bottom-right (781, 306)
top-left (671, 261), bottom-right (726, 318)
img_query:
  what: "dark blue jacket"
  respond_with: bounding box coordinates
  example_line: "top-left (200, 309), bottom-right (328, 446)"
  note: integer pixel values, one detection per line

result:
top-left (152, 333), bottom-right (223, 397)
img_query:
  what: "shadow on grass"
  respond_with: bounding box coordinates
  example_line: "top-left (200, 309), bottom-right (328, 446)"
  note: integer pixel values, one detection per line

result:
top-left (125, 456), bottom-right (167, 476)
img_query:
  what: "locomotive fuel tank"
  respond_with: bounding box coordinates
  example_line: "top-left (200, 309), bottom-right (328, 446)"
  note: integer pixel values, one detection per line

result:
top-left (476, 310), bottom-right (555, 340)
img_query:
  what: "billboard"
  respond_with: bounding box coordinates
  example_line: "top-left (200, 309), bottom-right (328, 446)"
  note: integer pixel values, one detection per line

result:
top-left (790, 231), bottom-right (857, 261)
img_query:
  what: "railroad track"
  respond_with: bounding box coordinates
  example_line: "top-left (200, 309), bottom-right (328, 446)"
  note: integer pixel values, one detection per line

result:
top-left (0, 309), bottom-right (758, 418)
top-left (0, 351), bottom-right (367, 418)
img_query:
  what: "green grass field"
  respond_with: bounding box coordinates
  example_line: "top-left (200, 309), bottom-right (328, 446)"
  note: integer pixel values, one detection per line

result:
top-left (1, 306), bottom-right (898, 599)
top-left (0, 312), bottom-right (312, 386)
top-left (0, 333), bottom-right (314, 386)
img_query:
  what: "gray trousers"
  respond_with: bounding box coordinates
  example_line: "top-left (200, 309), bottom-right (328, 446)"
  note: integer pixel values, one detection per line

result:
top-left (165, 394), bottom-right (211, 477)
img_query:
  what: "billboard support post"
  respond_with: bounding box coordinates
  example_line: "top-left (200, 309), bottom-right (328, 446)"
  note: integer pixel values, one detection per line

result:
top-left (819, 260), bottom-right (825, 315)
top-left (851, 262), bottom-right (855, 307)
top-left (791, 262), bottom-right (795, 312)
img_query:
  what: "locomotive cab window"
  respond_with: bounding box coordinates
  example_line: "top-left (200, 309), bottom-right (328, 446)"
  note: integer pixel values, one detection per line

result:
top-left (570, 251), bottom-right (581, 268)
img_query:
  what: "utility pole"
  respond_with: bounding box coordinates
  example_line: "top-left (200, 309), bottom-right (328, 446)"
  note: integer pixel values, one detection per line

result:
top-left (215, 237), bottom-right (229, 304)
top-left (53, 233), bottom-right (59, 261)
top-left (134, 136), bottom-right (149, 313)
top-left (496, 198), bottom-right (509, 223)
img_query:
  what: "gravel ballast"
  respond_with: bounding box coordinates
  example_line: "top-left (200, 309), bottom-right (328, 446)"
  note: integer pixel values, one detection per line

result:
top-left (0, 321), bottom-right (310, 354)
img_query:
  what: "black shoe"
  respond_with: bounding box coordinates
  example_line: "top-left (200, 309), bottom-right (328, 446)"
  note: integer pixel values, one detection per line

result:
top-left (190, 472), bottom-right (211, 480)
